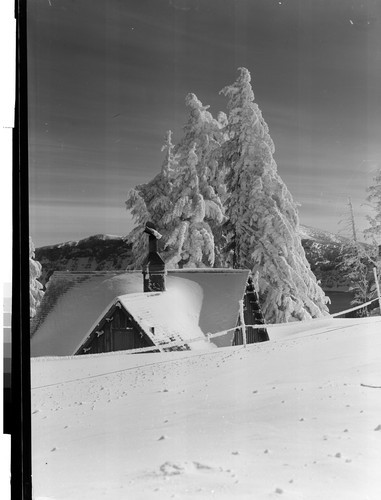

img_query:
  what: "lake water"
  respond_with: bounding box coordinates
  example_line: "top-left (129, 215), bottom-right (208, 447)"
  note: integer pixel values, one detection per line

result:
top-left (326, 291), bottom-right (355, 315)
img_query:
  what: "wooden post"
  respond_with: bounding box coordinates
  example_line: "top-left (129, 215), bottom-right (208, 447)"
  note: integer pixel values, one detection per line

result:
top-left (239, 299), bottom-right (247, 348)
top-left (373, 267), bottom-right (381, 314)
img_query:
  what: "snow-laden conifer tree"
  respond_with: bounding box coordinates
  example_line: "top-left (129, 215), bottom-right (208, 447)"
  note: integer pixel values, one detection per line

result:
top-left (30, 237), bottom-right (44, 318)
top-left (220, 67), bottom-right (329, 322)
top-left (164, 143), bottom-right (216, 267)
top-left (363, 167), bottom-right (381, 309)
top-left (175, 93), bottom-right (227, 204)
top-left (339, 243), bottom-right (373, 315)
top-left (162, 93), bottom-right (226, 267)
top-left (126, 94), bottom-right (226, 268)
top-left (338, 198), bottom-right (374, 315)
top-left (125, 130), bottom-right (176, 268)
top-left (364, 167), bottom-right (381, 243)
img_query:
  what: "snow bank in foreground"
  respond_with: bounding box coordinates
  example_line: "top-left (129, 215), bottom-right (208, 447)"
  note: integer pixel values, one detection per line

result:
top-left (31, 316), bottom-right (381, 500)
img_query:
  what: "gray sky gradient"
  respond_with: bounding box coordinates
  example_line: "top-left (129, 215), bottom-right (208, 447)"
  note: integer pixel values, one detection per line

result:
top-left (28, 0), bottom-right (381, 246)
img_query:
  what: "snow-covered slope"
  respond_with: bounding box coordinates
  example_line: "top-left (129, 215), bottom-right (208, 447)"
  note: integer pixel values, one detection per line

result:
top-left (31, 316), bottom-right (381, 500)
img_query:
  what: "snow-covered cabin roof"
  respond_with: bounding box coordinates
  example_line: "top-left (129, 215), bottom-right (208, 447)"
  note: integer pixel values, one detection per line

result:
top-left (31, 269), bottom-right (250, 357)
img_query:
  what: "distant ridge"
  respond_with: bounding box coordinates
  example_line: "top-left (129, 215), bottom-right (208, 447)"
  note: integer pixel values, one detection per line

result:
top-left (298, 225), bottom-right (349, 246)
top-left (35, 234), bottom-right (132, 285)
top-left (35, 225), bottom-right (350, 291)
top-left (37, 225), bottom-right (347, 249)
top-left (41, 234), bottom-right (125, 250)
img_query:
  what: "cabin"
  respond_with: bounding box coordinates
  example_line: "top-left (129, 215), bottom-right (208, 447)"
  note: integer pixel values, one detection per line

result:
top-left (30, 225), bottom-right (268, 357)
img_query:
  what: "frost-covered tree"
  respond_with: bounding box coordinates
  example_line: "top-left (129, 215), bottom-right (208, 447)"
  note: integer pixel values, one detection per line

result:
top-left (339, 243), bottom-right (374, 316)
top-left (175, 93), bottom-right (227, 203)
top-left (362, 169), bottom-right (381, 311)
top-left (126, 94), bottom-right (226, 268)
top-left (339, 197), bottom-right (359, 243)
top-left (163, 143), bottom-right (216, 267)
top-left (162, 93), bottom-right (226, 267)
top-left (220, 67), bottom-right (329, 323)
top-left (30, 237), bottom-right (44, 318)
top-left (338, 199), bottom-right (374, 316)
top-left (125, 130), bottom-right (176, 268)
top-left (364, 167), bottom-right (381, 243)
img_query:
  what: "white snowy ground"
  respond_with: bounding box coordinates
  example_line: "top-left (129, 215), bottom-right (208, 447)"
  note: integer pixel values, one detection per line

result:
top-left (31, 316), bottom-right (381, 500)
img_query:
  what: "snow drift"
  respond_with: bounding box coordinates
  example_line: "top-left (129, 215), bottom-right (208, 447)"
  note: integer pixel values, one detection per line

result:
top-left (31, 315), bottom-right (381, 499)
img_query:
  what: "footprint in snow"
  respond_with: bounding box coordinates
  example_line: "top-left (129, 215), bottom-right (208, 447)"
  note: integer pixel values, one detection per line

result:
top-left (159, 461), bottom-right (184, 476)
top-left (193, 461), bottom-right (213, 471)
top-left (374, 424), bottom-right (381, 431)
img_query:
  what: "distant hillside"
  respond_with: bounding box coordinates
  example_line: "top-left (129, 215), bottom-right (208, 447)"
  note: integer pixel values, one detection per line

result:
top-left (298, 225), bottom-right (350, 291)
top-left (35, 226), bottom-right (351, 290)
top-left (298, 225), bottom-right (349, 246)
top-left (35, 234), bottom-right (132, 285)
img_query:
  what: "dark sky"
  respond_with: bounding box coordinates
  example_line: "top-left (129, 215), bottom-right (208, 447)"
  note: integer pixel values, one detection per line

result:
top-left (27, 0), bottom-right (381, 246)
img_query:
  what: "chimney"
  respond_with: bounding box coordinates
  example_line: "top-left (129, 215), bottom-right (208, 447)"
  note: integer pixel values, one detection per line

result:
top-left (142, 222), bottom-right (166, 292)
